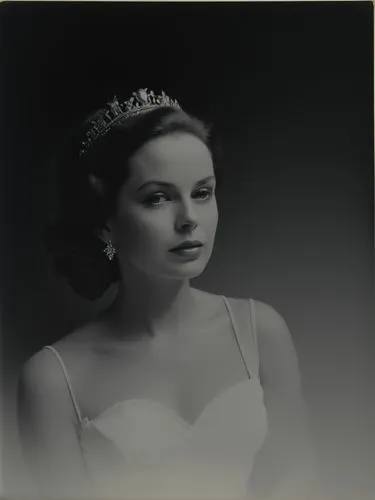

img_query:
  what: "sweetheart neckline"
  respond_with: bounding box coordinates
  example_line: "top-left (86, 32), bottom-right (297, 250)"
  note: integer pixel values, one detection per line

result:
top-left (81, 376), bottom-right (263, 431)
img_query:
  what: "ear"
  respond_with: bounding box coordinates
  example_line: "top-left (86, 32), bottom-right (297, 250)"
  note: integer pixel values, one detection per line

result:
top-left (97, 224), bottom-right (112, 245)
top-left (88, 173), bottom-right (105, 196)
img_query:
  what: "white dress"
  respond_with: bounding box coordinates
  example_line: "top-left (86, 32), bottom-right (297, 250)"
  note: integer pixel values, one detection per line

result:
top-left (44, 297), bottom-right (268, 499)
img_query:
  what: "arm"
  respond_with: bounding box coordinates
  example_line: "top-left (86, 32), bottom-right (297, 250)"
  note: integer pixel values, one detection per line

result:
top-left (17, 349), bottom-right (91, 499)
top-left (250, 300), bottom-right (321, 500)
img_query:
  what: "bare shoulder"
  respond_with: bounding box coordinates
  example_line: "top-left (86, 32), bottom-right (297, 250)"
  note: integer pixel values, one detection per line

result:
top-left (252, 299), bottom-right (292, 345)
top-left (19, 321), bottom-right (101, 394)
top-left (17, 345), bottom-right (78, 423)
top-left (192, 287), bottom-right (221, 303)
top-left (191, 288), bottom-right (227, 318)
top-left (195, 291), bottom-right (290, 337)
top-left (250, 299), bottom-right (301, 388)
top-left (19, 347), bottom-right (65, 396)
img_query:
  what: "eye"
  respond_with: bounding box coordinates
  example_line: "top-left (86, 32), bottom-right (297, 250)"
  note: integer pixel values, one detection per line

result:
top-left (194, 187), bottom-right (214, 200)
top-left (143, 192), bottom-right (169, 206)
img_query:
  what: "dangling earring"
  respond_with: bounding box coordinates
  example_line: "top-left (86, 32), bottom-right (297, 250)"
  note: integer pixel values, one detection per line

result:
top-left (104, 239), bottom-right (116, 261)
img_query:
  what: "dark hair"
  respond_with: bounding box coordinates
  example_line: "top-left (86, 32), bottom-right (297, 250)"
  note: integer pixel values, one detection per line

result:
top-left (44, 104), bottom-right (222, 301)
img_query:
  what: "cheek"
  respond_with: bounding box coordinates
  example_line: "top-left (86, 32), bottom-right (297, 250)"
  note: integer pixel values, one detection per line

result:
top-left (114, 210), bottom-right (172, 252)
top-left (202, 202), bottom-right (219, 234)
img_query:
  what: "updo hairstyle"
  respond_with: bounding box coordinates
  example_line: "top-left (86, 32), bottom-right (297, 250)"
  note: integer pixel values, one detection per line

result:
top-left (44, 101), bottom-right (221, 300)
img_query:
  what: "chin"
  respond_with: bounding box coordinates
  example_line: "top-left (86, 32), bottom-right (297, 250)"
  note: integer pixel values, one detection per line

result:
top-left (164, 261), bottom-right (208, 280)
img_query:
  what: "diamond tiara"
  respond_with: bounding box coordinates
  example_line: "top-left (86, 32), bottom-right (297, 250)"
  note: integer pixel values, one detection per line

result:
top-left (79, 88), bottom-right (181, 156)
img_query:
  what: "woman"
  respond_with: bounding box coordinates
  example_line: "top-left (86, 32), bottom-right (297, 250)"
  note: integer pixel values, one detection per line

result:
top-left (17, 88), bottom-right (319, 500)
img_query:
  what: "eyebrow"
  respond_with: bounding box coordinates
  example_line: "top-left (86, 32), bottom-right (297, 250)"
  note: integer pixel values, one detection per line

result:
top-left (137, 176), bottom-right (216, 192)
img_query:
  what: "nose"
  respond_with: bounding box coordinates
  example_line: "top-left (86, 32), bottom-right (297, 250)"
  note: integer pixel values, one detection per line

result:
top-left (175, 199), bottom-right (198, 233)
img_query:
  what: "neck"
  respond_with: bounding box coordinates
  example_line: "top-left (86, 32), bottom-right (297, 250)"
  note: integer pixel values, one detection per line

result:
top-left (103, 267), bottom-right (197, 339)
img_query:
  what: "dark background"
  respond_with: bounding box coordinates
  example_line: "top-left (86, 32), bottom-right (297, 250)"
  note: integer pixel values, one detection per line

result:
top-left (1, 2), bottom-right (374, 499)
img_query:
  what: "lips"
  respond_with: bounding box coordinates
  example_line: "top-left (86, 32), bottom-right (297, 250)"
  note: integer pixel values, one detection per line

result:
top-left (169, 240), bottom-right (203, 252)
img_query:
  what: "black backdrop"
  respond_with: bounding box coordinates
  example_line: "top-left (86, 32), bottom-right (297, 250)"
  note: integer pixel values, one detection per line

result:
top-left (1, 2), bottom-right (374, 499)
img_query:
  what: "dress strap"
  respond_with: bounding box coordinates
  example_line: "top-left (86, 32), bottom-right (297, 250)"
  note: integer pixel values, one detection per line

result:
top-left (43, 345), bottom-right (84, 425)
top-left (221, 296), bottom-right (260, 379)
top-left (249, 298), bottom-right (259, 364)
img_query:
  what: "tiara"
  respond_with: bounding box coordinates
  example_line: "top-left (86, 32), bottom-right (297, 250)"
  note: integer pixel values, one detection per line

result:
top-left (79, 88), bottom-right (181, 156)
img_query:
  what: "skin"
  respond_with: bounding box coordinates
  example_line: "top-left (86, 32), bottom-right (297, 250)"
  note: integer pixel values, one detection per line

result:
top-left (107, 131), bottom-right (218, 281)
top-left (98, 132), bottom-right (219, 338)
top-left (17, 132), bottom-right (319, 499)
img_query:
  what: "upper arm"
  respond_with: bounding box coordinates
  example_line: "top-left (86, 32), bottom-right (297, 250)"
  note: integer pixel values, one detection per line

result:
top-left (255, 300), bottom-right (303, 416)
top-left (17, 349), bottom-right (89, 498)
top-left (251, 300), bottom-right (319, 497)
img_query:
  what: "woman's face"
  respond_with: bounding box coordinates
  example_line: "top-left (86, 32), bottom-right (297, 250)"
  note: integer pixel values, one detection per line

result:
top-left (108, 132), bottom-right (218, 281)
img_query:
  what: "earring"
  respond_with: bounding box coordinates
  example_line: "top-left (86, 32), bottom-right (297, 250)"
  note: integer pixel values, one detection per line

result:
top-left (103, 239), bottom-right (116, 261)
